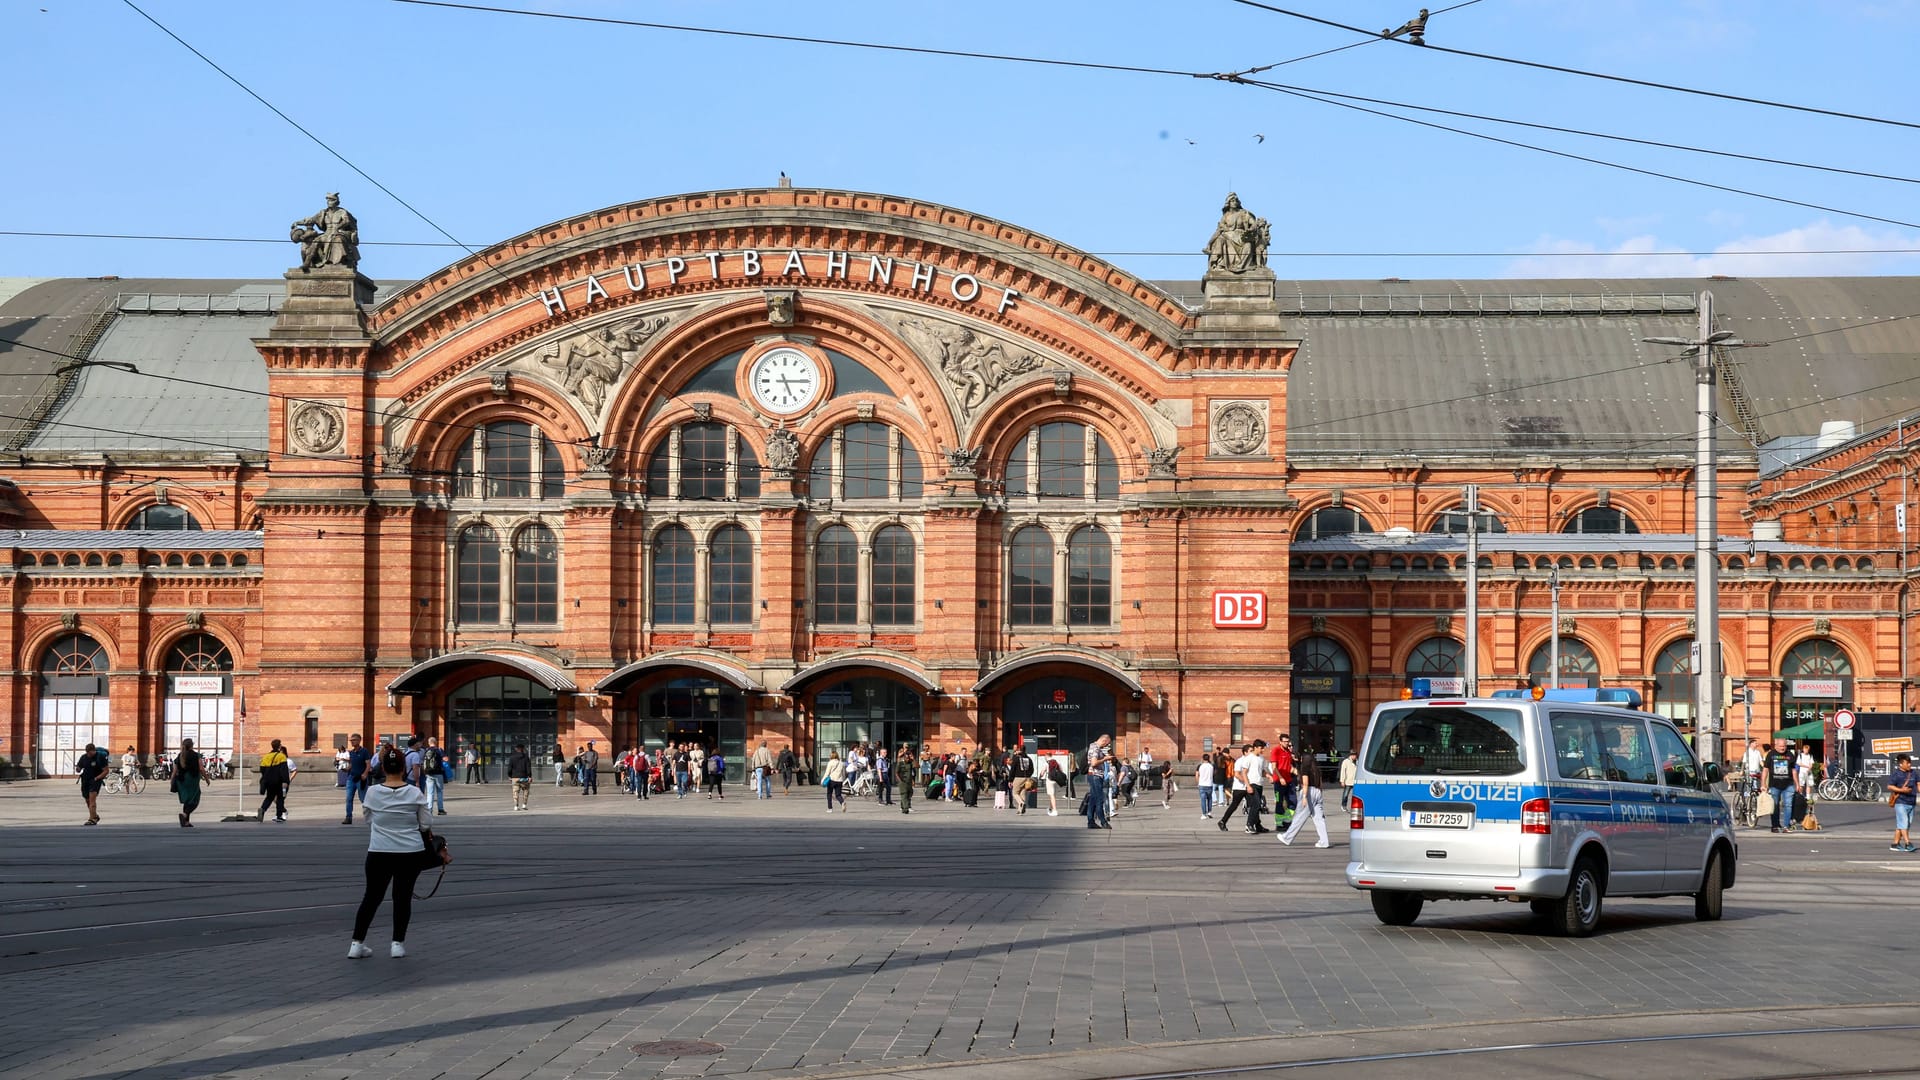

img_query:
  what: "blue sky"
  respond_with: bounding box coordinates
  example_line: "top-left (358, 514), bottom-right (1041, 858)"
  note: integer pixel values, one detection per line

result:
top-left (6, 0), bottom-right (1919, 283)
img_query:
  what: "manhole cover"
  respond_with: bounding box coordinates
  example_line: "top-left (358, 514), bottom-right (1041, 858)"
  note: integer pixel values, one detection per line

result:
top-left (632, 1040), bottom-right (724, 1057)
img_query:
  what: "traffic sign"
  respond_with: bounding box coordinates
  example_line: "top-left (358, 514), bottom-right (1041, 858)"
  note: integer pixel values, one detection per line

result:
top-left (1834, 709), bottom-right (1857, 730)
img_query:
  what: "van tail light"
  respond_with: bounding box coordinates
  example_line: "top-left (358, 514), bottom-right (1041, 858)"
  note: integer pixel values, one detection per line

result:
top-left (1521, 797), bottom-right (1551, 834)
top-left (1349, 795), bottom-right (1364, 829)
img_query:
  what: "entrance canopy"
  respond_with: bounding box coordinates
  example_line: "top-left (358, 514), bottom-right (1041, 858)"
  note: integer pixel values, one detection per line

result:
top-left (387, 651), bottom-right (577, 694)
top-left (781, 656), bottom-right (938, 695)
top-left (1774, 719), bottom-right (1826, 741)
top-left (595, 656), bottom-right (757, 695)
top-left (970, 650), bottom-right (1144, 697)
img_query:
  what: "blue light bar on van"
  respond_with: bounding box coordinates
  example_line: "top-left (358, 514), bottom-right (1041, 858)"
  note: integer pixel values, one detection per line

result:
top-left (1490, 687), bottom-right (1643, 707)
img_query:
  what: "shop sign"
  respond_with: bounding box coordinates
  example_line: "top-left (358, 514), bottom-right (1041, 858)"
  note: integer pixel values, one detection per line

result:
top-left (1425, 677), bottom-right (1466, 695)
top-left (1035, 687), bottom-right (1083, 715)
top-left (815, 690), bottom-right (853, 707)
top-left (1212, 591), bottom-right (1267, 628)
top-left (1871, 737), bottom-right (1914, 756)
top-left (171, 675), bottom-right (224, 695)
top-left (1789, 678), bottom-right (1844, 699)
top-left (1292, 673), bottom-right (1349, 697)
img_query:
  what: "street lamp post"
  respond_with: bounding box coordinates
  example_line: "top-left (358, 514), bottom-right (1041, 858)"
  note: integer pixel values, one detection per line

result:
top-left (1549, 566), bottom-right (1560, 689)
top-left (1645, 291), bottom-right (1745, 766)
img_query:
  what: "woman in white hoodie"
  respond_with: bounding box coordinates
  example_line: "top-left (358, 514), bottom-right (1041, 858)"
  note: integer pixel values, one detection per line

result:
top-left (349, 745), bottom-right (432, 959)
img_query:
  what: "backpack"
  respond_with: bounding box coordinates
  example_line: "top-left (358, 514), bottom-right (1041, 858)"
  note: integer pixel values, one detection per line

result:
top-left (425, 748), bottom-right (444, 773)
top-left (1047, 759), bottom-right (1067, 784)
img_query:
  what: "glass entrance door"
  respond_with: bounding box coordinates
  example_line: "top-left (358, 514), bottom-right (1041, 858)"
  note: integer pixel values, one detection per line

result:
top-left (812, 677), bottom-right (922, 779)
top-left (445, 675), bottom-right (559, 783)
top-left (636, 677), bottom-right (748, 782)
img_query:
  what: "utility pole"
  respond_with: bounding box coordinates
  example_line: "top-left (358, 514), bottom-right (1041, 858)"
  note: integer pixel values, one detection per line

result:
top-left (1549, 566), bottom-right (1560, 689)
top-left (1645, 292), bottom-right (1743, 766)
top-left (1464, 483), bottom-right (1479, 697)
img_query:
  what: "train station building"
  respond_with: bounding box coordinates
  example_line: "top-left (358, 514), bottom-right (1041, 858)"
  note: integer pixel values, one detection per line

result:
top-left (1, 186), bottom-right (1915, 777)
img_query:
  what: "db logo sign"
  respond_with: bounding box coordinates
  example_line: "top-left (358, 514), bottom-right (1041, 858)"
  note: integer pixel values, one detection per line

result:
top-left (1212, 591), bottom-right (1267, 629)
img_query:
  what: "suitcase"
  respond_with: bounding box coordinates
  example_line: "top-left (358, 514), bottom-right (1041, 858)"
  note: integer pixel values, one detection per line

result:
top-left (994, 790), bottom-right (1008, 809)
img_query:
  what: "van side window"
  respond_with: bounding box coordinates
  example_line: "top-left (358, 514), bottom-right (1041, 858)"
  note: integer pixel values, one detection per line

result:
top-left (1650, 723), bottom-right (1701, 790)
top-left (1550, 712), bottom-right (1607, 781)
top-left (1591, 715), bottom-right (1658, 785)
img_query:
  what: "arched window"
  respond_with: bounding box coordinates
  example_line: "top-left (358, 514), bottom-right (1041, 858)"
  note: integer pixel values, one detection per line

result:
top-left (1528, 636), bottom-right (1600, 686)
top-left (512, 524), bottom-right (559, 625)
top-left (42, 633), bottom-right (107, 675)
top-left (456, 524), bottom-right (501, 624)
top-left (1009, 526), bottom-right (1054, 626)
top-left (1429, 505), bottom-right (1507, 534)
top-left (1295, 635), bottom-right (1353, 672)
top-left (871, 524), bottom-right (916, 626)
top-left (678, 422), bottom-right (729, 500)
top-left (813, 525), bottom-right (858, 625)
top-left (167, 632), bottom-right (233, 673)
top-left (1003, 422), bottom-right (1118, 501)
top-left (650, 525), bottom-right (694, 626)
top-left (453, 420), bottom-right (564, 501)
top-left (708, 524), bottom-right (754, 624)
top-left (1652, 638), bottom-right (1694, 724)
top-left (1408, 637), bottom-right (1463, 675)
top-left (1783, 638), bottom-right (1852, 676)
top-left (1562, 506), bottom-right (1639, 534)
top-left (808, 422), bottom-right (925, 502)
top-left (129, 504), bottom-right (201, 530)
top-left (1067, 525), bottom-right (1112, 627)
top-left (643, 422), bottom-right (761, 500)
top-left (1296, 507), bottom-right (1374, 540)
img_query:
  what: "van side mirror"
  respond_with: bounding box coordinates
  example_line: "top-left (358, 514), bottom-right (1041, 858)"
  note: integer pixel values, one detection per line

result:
top-left (1703, 761), bottom-right (1723, 785)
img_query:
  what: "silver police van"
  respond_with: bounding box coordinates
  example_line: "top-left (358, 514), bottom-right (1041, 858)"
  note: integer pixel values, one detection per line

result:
top-left (1345, 692), bottom-right (1736, 936)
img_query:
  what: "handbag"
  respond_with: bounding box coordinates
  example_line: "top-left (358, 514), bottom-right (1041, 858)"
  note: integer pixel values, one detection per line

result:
top-left (1891, 793), bottom-right (1901, 807)
top-left (414, 828), bottom-right (452, 899)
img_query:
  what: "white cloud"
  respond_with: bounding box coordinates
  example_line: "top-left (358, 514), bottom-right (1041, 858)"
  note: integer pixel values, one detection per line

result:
top-left (1504, 221), bottom-right (1920, 278)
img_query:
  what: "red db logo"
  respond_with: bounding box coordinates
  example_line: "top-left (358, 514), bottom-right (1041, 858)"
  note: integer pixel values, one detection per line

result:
top-left (1212, 591), bottom-right (1267, 629)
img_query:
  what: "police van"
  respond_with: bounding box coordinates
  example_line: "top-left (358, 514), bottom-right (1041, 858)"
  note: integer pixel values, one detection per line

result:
top-left (1345, 691), bottom-right (1736, 936)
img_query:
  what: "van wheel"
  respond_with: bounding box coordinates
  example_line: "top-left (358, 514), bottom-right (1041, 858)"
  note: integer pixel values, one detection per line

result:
top-left (1370, 890), bottom-right (1423, 926)
top-left (1694, 851), bottom-right (1725, 921)
top-left (1550, 857), bottom-right (1604, 937)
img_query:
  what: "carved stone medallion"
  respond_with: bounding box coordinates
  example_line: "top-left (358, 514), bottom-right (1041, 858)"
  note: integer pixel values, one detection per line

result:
top-left (1209, 399), bottom-right (1268, 457)
top-left (288, 400), bottom-right (345, 454)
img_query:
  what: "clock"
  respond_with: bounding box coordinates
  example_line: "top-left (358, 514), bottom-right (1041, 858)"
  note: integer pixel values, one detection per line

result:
top-left (746, 346), bottom-right (825, 415)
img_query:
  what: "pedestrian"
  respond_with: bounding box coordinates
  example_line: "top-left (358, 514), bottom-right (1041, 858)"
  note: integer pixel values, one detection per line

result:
top-left (423, 738), bottom-right (448, 816)
top-left (77, 742), bottom-right (107, 825)
top-left (552, 743), bottom-right (566, 787)
top-left (752, 740), bottom-right (775, 799)
top-left (1762, 735), bottom-right (1797, 833)
top-left (689, 743), bottom-right (707, 791)
top-left (1268, 736), bottom-right (1296, 826)
top-left (1889, 753), bottom-right (1916, 852)
top-left (580, 742), bottom-right (599, 795)
top-left (1277, 762), bottom-right (1330, 847)
top-left (257, 738), bottom-right (293, 822)
top-left (673, 743), bottom-right (692, 798)
top-left (1337, 751), bottom-right (1358, 809)
top-left (464, 745), bottom-right (483, 784)
top-left (1010, 747), bottom-right (1036, 814)
top-left (897, 744), bottom-right (917, 814)
top-left (1043, 754), bottom-right (1065, 816)
top-left (1158, 758), bottom-right (1176, 809)
top-left (172, 737), bottom-right (208, 827)
top-left (507, 742), bottom-right (533, 810)
top-left (824, 750), bottom-right (846, 812)
top-left (1217, 745), bottom-right (1261, 834)
top-left (631, 749), bottom-right (651, 800)
top-left (1084, 734), bottom-right (1113, 829)
top-left (708, 750), bottom-right (727, 799)
top-left (121, 744), bottom-right (140, 782)
top-left (1796, 741), bottom-right (1817, 811)
top-left (778, 744), bottom-right (796, 793)
top-left (347, 744), bottom-right (433, 960)
top-left (405, 737), bottom-right (425, 790)
top-left (1195, 754), bottom-right (1215, 819)
top-left (876, 746), bottom-right (894, 805)
top-left (343, 733), bottom-right (372, 825)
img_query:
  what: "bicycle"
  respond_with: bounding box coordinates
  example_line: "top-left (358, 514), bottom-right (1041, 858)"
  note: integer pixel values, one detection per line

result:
top-left (1819, 770), bottom-right (1884, 802)
top-left (1724, 771), bottom-right (1758, 828)
top-left (104, 772), bottom-right (146, 795)
top-left (150, 761), bottom-right (172, 782)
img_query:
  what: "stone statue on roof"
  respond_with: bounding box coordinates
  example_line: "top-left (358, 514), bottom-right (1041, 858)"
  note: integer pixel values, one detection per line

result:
top-left (292, 193), bottom-right (360, 270)
top-left (1204, 192), bottom-right (1269, 275)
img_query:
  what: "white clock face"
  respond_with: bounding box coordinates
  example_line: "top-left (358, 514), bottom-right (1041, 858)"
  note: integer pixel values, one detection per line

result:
top-left (748, 347), bottom-right (823, 414)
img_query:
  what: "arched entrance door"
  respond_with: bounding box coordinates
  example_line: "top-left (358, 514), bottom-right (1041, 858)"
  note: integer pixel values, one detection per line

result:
top-left (1291, 635), bottom-right (1353, 759)
top-left (998, 677), bottom-right (1114, 760)
top-left (445, 676), bottom-right (559, 783)
top-left (163, 633), bottom-right (235, 768)
top-left (1782, 638), bottom-right (1852, 766)
top-left (37, 633), bottom-right (109, 778)
top-left (814, 677), bottom-right (922, 779)
top-left (638, 677), bottom-right (748, 783)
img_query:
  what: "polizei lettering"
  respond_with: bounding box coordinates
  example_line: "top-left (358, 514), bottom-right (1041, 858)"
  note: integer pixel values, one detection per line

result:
top-left (531, 249), bottom-right (1020, 320)
top-left (1435, 782), bottom-right (1523, 802)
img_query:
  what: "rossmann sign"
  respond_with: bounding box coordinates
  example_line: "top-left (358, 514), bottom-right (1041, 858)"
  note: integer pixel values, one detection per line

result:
top-left (1212, 591), bottom-right (1267, 629)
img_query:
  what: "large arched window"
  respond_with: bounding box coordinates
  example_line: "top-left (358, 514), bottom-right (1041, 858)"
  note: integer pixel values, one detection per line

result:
top-left (166, 633), bottom-right (232, 673)
top-left (42, 633), bottom-right (107, 675)
top-left (1528, 636), bottom-right (1601, 686)
top-left (1296, 507), bottom-right (1374, 540)
top-left (708, 524), bottom-right (754, 625)
top-left (807, 422), bottom-right (924, 502)
top-left (1652, 638), bottom-right (1694, 724)
top-left (1003, 422), bottom-right (1118, 502)
top-left (1429, 505), bottom-right (1506, 534)
top-left (1066, 525), bottom-right (1112, 627)
top-left (1294, 635), bottom-right (1353, 673)
top-left (37, 633), bottom-right (110, 779)
top-left (1783, 638), bottom-right (1852, 676)
top-left (813, 525), bottom-right (858, 625)
top-left (1781, 637), bottom-right (1854, 728)
top-left (512, 524), bottom-right (559, 625)
top-left (1009, 526), bottom-right (1054, 626)
top-left (871, 524), bottom-right (916, 626)
top-left (453, 420), bottom-right (564, 501)
top-left (1407, 636), bottom-right (1463, 674)
top-left (1562, 506), bottom-right (1639, 534)
top-left (645, 422), bottom-right (762, 501)
top-left (650, 525), bottom-right (694, 625)
top-left (456, 524), bottom-right (501, 624)
top-left (128, 504), bottom-right (202, 530)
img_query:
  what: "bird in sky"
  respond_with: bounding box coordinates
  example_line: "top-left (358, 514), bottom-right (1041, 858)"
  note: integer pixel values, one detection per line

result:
top-left (1185, 138), bottom-right (1197, 146)
top-left (1254, 134), bottom-right (1265, 143)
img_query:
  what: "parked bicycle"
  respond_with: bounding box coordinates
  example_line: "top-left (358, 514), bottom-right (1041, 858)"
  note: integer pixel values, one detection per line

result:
top-left (1724, 769), bottom-right (1759, 828)
top-left (1818, 769), bottom-right (1884, 802)
top-left (103, 771), bottom-right (146, 795)
top-left (150, 760), bottom-right (172, 782)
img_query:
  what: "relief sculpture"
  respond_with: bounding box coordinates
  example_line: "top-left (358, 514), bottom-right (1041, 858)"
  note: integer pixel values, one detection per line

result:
top-left (529, 313), bottom-right (673, 414)
top-left (896, 317), bottom-right (1045, 416)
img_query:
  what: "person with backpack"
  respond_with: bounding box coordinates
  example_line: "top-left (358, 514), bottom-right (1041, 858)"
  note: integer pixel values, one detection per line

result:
top-left (707, 751), bottom-right (727, 799)
top-left (777, 745), bottom-right (797, 793)
top-left (1043, 755), bottom-right (1067, 816)
top-left (1010, 748), bottom-right (1037, 814)
top-left (631, 749), bottom-right (652, 800)
top-left (77, 742), bottom-right (107, 826)
top-left (507, 743), bottom-right (533, 810)
top-left (347, 744), bottom-right (432, 960)
top-left (422, 738), bottom-right (448, 816)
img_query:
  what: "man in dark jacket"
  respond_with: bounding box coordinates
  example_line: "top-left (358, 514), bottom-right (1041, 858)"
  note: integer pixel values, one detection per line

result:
top-left (580, 742), bottom-right (600, 795)
top-left (507, 743), bottom-right (533, 810)
top-left (78, 742), bottom-right (107, 825)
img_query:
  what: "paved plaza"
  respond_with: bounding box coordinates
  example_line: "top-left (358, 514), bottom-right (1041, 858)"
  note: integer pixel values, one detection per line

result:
top-left (2, 776), bottom-right (1917, 1080)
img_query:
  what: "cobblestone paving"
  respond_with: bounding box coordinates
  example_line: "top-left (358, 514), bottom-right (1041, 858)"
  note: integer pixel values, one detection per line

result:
top-left (0, 780), bottom-right (1912, 1079)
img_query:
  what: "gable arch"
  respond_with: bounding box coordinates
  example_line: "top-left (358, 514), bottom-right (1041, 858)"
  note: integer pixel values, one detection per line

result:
top-left (973, 382), bottom-right (1157, 485)
top-left (1419, 493), bottom-right (1515, 532)
top-left (408, 382), bottom-right (592, 487)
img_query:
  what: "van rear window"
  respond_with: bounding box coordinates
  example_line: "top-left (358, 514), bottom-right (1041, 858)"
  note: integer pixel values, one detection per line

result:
top-left (1364, 706), bottom-right (1527, 776)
